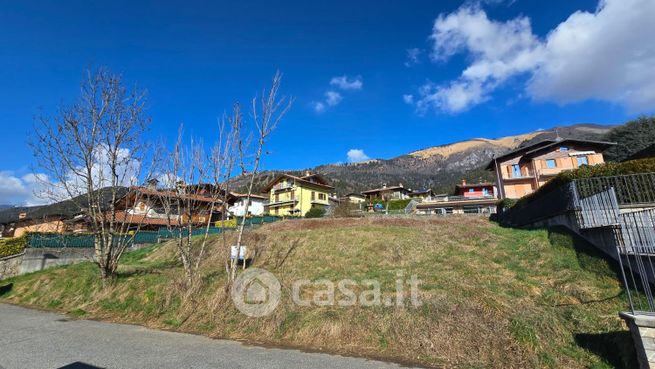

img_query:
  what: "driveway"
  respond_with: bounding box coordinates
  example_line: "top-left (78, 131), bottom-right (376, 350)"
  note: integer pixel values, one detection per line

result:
top-left (0, 304), bottom-right (413, 369)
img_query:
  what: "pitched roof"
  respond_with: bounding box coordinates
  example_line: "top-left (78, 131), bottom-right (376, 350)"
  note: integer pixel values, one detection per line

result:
top-left (485, 138), bottom-right (616, 170)
top-left (261, 173), bottom-right (334, 193)
top-left (455, 182), bottom-right (495, 189)
top-left (229, 192), bottom-right (267, 200)
top-left (361, 185), bottom-right (408, 194)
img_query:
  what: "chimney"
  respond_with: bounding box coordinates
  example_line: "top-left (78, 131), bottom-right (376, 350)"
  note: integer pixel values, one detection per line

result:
top-left (305, 171), bottom-right (311, 177)
top-left (461, 179), bottom-right (467, 186)
top-left (399, 183), bottom-right (403, 188)
top-left (382, 183), bottom-right (387, 189)
top-left (146, 178), bottom-right (159, 190)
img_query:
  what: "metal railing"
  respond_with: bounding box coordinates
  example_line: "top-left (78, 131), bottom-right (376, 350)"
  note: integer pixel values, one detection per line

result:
top-left (499, 172), bottom-right (655, 313)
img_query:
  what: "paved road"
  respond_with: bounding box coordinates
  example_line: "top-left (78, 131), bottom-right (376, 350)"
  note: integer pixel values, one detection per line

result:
top-left (0, 304), bottom-right (413, 369)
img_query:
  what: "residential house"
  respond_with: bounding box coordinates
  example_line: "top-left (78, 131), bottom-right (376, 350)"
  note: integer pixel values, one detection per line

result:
top-left (112, 184), bottom-right (225, 230)
top-left (361, 183), bottom-right (410, 200)
top-left (486, 138), bottom-right (616, 199)
top-left (262, 172), bottom-right (334, 216)
top-left (0, 187), bottom-right (130, 238)
top-left (228, 193), bottom-right (267, 217)
top-left (408, 189), bottom-right (434, 201)
top-left (455, 180), bottom-right (497, 198)
top-left (415, 180), bottom-right (498, 215)
top-left (340, 193), bottom-right (366, 204)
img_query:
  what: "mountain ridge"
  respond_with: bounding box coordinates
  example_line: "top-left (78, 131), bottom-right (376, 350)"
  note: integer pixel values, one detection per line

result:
top-left (234, 123), bottom-right (616, 195)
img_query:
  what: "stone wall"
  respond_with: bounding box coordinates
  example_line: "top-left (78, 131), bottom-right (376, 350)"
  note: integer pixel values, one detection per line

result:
top-left (0, 252), bottom-right (25, 280)
top-left (20, 248), bottom-right (96, 274)
top-left (620, 312), bottom-right (655, 369)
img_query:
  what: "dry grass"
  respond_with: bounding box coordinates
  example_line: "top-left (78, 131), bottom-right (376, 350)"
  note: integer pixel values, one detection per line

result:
top-left (0, 217), bottom-right (635, 369)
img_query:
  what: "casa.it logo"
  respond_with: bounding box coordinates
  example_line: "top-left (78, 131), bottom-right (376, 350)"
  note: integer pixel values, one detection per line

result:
top-left (231, 268), bottom-right (281, 317)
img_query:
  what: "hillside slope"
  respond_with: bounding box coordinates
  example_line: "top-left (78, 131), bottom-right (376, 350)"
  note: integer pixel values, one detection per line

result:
top-left (1, 217), bottom-right (634, 369)
top-left (234, 123), bottom-right (613, 194)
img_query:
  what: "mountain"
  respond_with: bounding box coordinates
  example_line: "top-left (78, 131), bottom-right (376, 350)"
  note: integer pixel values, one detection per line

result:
top-left (231, 123), bottom-right (615, 195)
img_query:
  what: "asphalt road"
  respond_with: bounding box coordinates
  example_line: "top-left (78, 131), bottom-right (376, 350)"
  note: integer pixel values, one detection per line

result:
top-left (0, 304), bottom-right (413, 369)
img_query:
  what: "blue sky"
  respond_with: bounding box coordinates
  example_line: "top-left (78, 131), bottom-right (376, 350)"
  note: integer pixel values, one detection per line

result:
top-left (1, 0), bottom-right (653, 205)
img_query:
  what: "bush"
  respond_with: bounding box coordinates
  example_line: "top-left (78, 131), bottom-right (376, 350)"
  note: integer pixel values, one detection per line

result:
top-left (0, 235), bottom-right (27, 258)
top-left (331, 200), bottom-right (361, 218)
top-left (366, 199), bottom-right (412, 211)
top-left (304, 207), bottom-right (326, 218)
top-left (497, 198), bottom-right (518, 210)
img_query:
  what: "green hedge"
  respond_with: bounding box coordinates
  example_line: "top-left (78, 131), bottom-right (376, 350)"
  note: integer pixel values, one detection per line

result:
top-left (305, 207), bottom-right (326, 218)
top-left (513, 158), bottom-right (655, 209)
top-left (0, 235), bottom-right (27, 258)
top-left (367, 199), bottom-right (412, 210)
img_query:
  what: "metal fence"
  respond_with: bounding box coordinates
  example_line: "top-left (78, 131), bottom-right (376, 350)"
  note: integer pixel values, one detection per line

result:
top-left (499, 172), bottom-right (655, 313)
top-left (575, 172), bottom-right (655, 205)
top-left (28, 231), bottom-right (161, 248)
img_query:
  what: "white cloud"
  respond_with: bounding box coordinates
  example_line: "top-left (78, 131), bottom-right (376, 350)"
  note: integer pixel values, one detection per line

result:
top-left (325, 91), bottom-right (343, 106)
top-left (413, 0), bottom-right (655, 114)
top-left (313, 101), bottom-right (326, 113)
top-left (0, 171), bottom-right (51, 206)
top-left (313, 77), bottom-right (361, 113)
top-left (405, 48), bottom-right (422, 67)
top-left (346, 149), bottom-right (370, 163)
top-left (330, 75), bottom-right (363, 90)
top-left (0, 144), bottom-right (142, 206)
top-left (403, 94), bottom-right (414, 104)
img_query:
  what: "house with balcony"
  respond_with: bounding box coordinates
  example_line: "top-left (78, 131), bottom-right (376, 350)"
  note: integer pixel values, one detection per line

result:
top-left (261, 172), bottom-right (334, 217)
top-left (415, 180), bottom-right (498, 215)
top-left (486, 138), bottom-right (616, 199)
top-left (361, 183), bottom-right (410, 201)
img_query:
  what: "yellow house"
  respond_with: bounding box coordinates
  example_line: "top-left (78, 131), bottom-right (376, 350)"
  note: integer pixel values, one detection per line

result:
top-left (487, 138), bottom-right (616, 199)
top-left (262, 173), bottom-right (334, 217)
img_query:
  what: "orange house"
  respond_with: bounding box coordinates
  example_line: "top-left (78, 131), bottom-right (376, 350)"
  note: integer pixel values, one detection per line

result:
top-left (486, 138), bottom-right (615, 199)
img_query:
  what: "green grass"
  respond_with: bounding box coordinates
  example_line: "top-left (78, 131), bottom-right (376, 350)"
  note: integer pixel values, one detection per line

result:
top-left (0, 217), bottom-right (638, 369)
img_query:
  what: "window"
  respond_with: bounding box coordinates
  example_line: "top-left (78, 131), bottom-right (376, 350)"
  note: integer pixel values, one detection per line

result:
top-left (468, 188), bottom-right (474, 193)
top-left (559, 146), bottom-right (569, 152)
top-left (512, 164), bottom-right (521, 178)
top-left (311, 191), bottom-right (315, 200)
top-left (577, 156), bottom-right (589, 166)
top-left (546, 159), bottom-right (556, 169)
top-left (483, 188), bottom-right (489, 196)
top-left (318, 193), bottom-right (326, 200)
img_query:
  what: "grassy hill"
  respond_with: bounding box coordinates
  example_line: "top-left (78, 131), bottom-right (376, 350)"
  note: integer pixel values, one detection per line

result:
top-left (0, 217), bottom-right (636, 368)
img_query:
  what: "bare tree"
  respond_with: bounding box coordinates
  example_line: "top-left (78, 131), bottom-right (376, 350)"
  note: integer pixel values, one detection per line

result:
top-left (229, 71), bottom-right (292, 282)
top-left (30, 68), bottom-right (152, 283)
top-left (155, 125), bottom-right (237, 289)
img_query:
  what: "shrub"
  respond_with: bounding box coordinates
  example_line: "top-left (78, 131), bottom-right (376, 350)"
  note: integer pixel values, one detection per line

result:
top-left (497, 198), bottom-right (518, 210)
top-left (331, 200), bottom-right (361, 218)
top-left (305, 207), bottom-right (326, 218)
top-left (366, 199), bottom-right (412, 211)
top-left (0, 235), bottom-right (27, 258)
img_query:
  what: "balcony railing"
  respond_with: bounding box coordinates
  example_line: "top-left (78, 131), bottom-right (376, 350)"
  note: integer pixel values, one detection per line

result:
top-left (272, 183), bottom-right (294, 191)
top-left (537, 168), bottom-right (563, 177)
top-left (502, 170), bottom-right (535, 180)
top-left (427, 195), bottom-right (497, 203)
top-left (264, 197), bottom-right (298, 206)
